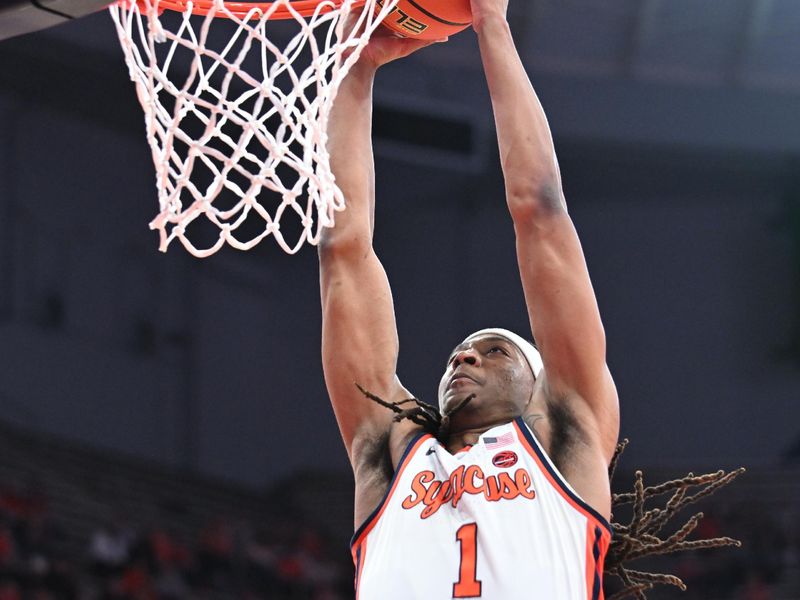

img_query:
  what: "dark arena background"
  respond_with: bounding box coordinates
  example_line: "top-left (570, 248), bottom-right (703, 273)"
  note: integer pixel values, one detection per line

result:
top-left (1, 1), bottom-right (799, 598)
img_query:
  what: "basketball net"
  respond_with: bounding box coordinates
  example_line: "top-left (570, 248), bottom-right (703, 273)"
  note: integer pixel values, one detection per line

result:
top-left (110, 0), bottom-right (399, 257)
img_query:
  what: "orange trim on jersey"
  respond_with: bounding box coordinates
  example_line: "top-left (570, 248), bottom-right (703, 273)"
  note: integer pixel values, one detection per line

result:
top-left (584, 521), bottom-right (594, 600)
top-left (353, 537), bottom-right (367, 600)
top-left (512, 420), bottom-right (612, 536)
top-left (584, 521), bottom-right (606, 600)
top-left (351, 433), bottom-right (433, 552)
top-left (588, 522), bottom-right (610, 599)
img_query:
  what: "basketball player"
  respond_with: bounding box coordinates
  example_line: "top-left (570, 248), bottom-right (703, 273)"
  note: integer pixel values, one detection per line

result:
top-left (319, 0), bottom-right (620, 597)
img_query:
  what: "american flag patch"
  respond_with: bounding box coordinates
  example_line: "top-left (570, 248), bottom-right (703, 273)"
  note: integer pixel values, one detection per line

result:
top-left (484, 432), bottom-right (514, 449)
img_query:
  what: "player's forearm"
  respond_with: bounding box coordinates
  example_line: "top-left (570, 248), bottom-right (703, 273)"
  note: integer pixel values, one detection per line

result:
top-left (323, 62), bottom-right (379, 250)
top-left (475, 16), bottom-right (564, 215)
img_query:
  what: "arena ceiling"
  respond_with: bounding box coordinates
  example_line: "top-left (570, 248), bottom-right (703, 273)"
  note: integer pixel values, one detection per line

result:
top-left (0, 0), bottom-right (798, 163)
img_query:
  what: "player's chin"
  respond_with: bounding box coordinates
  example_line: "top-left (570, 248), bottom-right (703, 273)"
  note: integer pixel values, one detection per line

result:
top-left (441, 389), bottom-right (480, 414)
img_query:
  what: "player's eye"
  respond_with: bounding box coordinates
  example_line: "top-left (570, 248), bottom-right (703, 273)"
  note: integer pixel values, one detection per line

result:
top-left (487, 346), bottom-right (508, 356)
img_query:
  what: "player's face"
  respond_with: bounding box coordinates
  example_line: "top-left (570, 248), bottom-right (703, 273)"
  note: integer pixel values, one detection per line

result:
top-left (438, 335), bottom-right (535, 420)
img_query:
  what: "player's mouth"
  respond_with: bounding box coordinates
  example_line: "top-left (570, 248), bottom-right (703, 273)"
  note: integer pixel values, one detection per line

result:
top-left (448, 372), bottom-right (479, 390)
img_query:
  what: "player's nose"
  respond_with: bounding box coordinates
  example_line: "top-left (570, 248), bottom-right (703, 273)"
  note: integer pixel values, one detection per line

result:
top-left (453, 347), bottom-right (480, 367)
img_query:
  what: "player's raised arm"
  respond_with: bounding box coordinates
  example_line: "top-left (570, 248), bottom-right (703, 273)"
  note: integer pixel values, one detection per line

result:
top-left (319, 30), bottom-right (436, 467)
top-left (472, 1), bottom-right (619, 457)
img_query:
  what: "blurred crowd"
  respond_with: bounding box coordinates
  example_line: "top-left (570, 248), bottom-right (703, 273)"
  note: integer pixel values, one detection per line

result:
top-left (669, 501), bottom-right (800, 600)
top-left (0, 482), bottom-right (350, 600)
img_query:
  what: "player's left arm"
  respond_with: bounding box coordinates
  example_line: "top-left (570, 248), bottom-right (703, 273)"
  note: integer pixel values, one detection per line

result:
top-left (473, 1), bottom-right (619, 459)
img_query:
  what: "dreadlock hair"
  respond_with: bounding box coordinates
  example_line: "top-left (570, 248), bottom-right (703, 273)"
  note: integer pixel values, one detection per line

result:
top-left (354, 383), bottom-right (475, 443)
top-left (355, 384), bottom-right (744, 599)
top-left (604, 439), bottom-right (744, 599)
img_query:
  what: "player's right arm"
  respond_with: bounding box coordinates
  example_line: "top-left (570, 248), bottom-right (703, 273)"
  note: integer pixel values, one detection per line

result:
top-left (319, 32), bottom-right (436, 494)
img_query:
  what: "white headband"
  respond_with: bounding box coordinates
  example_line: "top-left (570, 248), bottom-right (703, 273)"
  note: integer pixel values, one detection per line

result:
top-left (462, 328), bottom-right (543, 379)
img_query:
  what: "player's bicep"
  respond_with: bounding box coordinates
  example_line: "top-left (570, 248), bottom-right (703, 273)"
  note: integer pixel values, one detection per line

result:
top-left (320, 245), bottom-right (408, 460)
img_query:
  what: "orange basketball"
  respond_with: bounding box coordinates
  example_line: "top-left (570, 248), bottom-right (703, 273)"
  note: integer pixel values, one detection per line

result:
top-left (376, 0), bottom-right (473, 40)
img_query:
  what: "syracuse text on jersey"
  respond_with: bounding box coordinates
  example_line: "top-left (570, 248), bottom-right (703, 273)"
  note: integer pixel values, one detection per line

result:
top-left (401, 464), bottom-right (536, 519)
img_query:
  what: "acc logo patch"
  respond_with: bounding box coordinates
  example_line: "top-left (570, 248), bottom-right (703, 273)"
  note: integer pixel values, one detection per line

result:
top-left (492, 451), bottom-right (518, 468)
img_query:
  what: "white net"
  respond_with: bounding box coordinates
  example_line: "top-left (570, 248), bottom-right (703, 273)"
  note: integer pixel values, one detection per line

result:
top-left (110, 0), bottom-right (398, 257)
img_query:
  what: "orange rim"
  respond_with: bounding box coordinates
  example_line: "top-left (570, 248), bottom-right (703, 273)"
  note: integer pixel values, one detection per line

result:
top-left (142, 0), bottom-right (368, 18)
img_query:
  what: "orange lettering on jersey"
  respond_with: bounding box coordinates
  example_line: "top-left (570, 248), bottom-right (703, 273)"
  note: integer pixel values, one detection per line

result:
top-left (402, 467), bottom-right (536, 518)
top-left (497, 472), bottom-right (519, 500)
top-left (402, 470), bottom-right (435, 509)
top-left (485, 474), bottom-right (502, 502)
top-left (515, 468), bottom-right (536, 499)
top-left (464, 466), bottom-right (483, 495)
top-left (449, 466), bottom-right (467, 508)
top-left (420, 481), bottom-right (448, 518)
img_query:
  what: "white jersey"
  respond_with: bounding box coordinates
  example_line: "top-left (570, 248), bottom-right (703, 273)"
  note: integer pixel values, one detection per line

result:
top-left (351, 418), bottom-right (611, 600)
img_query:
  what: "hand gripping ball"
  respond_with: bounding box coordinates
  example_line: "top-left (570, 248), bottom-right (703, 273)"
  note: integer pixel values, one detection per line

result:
top-left (377, 0), bottom-right (473, 40)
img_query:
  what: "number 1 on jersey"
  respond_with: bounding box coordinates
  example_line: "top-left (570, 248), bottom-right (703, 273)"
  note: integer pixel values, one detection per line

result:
top-left (453, 523), bottom-right (482, 598)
